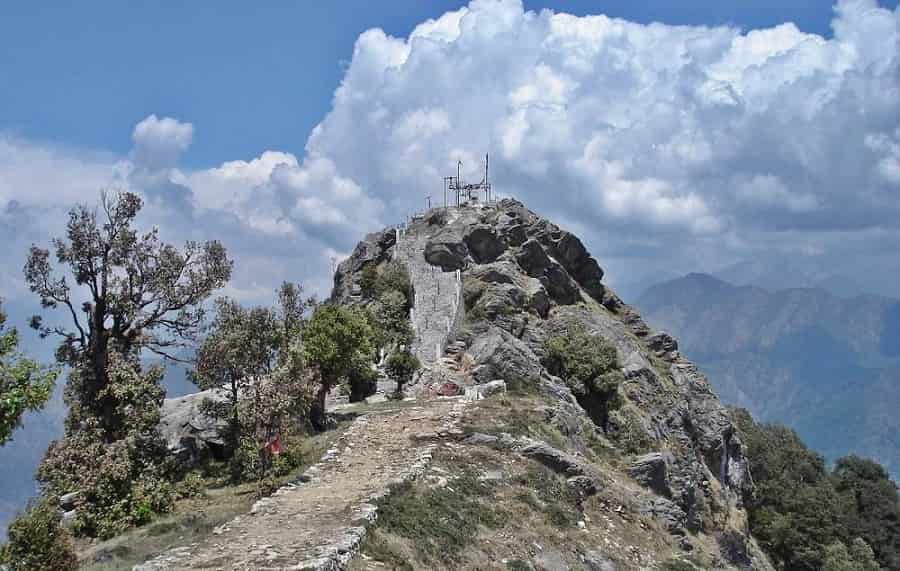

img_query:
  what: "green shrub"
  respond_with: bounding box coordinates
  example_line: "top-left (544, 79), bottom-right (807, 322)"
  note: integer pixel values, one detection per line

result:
top-left (385, 350), bottom-right (420, 395)
top-left (543, 324), bottom-right (623, 428)
top-left (0, 497), bottom-right (78, 570)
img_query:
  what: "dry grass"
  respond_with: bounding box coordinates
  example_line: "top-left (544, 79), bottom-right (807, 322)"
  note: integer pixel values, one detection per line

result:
top-left (351, 393), bottom-right (686, 570)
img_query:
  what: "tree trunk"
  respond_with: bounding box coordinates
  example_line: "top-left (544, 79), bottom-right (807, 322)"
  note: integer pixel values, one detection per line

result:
top-left (309, 382), bottom-right (330, 432)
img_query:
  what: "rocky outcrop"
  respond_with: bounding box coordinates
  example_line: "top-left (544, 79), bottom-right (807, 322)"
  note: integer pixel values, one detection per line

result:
top-left (334, 199), bottom-right (770, 569)
top-left (158, 389), bottom-right (230, 468)
top-left (629, 451), bottom-right (674, 497)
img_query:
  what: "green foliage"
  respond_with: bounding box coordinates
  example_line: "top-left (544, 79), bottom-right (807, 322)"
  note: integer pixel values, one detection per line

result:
top-left (831, 456), bottom-right (900, 569)
top-left (371, 290), bottom-right (414, 349)
top-left (0, 497), bottom-right (79, 571)
top-left (733, 408), bottom-right (900, 571)
top-left (359, 263), bottom-right (380, 299)
top-left (0, 302), bottom-right (57, 445)
top-left (822, 538), bottom-right (881, 571)
top-left (303, 303), bottom-right (376, 429)
top-left (375, 261), bottom-right (414, 306)
top-left (193, 286), bottom-right (313, 481)
top-left (385, 349), bottom-right (420, 395)
top-left (543, 324), bottom-right (623, 428)
top-left (37, 353), bottom-right (174, 538)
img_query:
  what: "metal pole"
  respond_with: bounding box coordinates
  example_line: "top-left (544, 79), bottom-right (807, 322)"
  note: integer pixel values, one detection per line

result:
top-left (485, 153), bottom-right (489, 202)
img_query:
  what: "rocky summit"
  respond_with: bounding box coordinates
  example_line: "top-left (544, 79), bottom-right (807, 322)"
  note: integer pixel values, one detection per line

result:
top-left (330, 199), bottom-right (772, 570)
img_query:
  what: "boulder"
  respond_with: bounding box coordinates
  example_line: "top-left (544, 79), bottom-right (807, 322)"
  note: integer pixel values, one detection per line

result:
top-left (516, 239), bottom-right (552, 276)
top-left (540, 264), bottom-right (581, 305)
top-left (628, 452), bottom-right (674, 497)
top-left (477, 379), bottom-right (507, 398)
top-left (525, 280), bottom-right (550, 318)
top-left (424, 225), bottom-right (469, 270)
top-left (647, 332), bottom-right (678, 357)
top-left (465, 225), bottom-right (505, 263)
top-left (518, 441), bottom-right (601, 484)
top-left (158, 389), bottom-right (230, 468)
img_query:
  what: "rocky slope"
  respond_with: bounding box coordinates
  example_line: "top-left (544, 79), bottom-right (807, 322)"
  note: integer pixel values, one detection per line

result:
top-left (334, 200), bottom-right (773, 569)
top-left (638, 273), bottom-right (900, 478)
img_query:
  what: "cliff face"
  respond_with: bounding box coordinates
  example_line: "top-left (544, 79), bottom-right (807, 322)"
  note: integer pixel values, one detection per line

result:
top-left (335, 199), bottom-right (772, 569)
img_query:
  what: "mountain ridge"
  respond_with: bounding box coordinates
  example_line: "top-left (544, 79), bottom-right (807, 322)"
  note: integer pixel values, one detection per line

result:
top-left (638, 272), bottom-right (900, 478)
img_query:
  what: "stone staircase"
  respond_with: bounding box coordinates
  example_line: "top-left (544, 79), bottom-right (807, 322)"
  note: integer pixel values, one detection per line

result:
top-left (393, 214), bottom-right (464, 365)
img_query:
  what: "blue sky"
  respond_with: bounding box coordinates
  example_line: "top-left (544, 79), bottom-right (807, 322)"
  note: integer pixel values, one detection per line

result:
top-left (3, 1), bottom-right (892, 169)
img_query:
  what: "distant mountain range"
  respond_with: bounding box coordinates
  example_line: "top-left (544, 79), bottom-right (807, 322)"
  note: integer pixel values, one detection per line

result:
top-left (637, 273), bottom-right (900, 478)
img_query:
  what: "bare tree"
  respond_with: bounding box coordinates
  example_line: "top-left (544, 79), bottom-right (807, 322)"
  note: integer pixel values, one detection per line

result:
top-left (24, 191), bottom-right (232, 437)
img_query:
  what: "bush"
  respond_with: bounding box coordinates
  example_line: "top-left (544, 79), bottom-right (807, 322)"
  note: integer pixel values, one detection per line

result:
top-left (360, 261), bottom-right (414, 307)
top-left (543, 324), bottom-right (623, 428)
top-left (0, 497), bottom-right (78, 570)
top-left (385, 350), bottom-right (420, 395)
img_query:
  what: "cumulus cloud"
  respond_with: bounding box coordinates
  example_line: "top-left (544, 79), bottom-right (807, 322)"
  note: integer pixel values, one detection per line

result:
top-left (4, 0), bottom-right (900, 304)
top-left (297, 0), bottom-right (900, 293)
top-left (131, 114), bottom-right (194, 170)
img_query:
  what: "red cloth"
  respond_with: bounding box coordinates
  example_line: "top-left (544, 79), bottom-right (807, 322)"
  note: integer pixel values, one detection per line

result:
top-left (265, 435), bottom-right (283, 456)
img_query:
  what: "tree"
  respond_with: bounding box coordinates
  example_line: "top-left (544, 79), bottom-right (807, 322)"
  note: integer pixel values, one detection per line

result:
top-left (192, 285), bottom-right (315, 481)
top-left (371, 290), bottom-right (413, 349)
top-left (822, 538), bottom-right (881, 571)
top-left (303, 304), bottom-right (375, 430)
top-left (831, 455), bottom-right (900, 569)
top-left (0, 497), bottom-right (78, 571)
top-left (385, 349), bottom-right (420, 396)
top-left (24, 190), bottom-right (231, 437)
top-left (0, 301), bottom-right (57, 445)
top-left (193, 299), bottom-right (280, 456)
top-left (543, 324), bottom-right (623, 428)
top-left (37, 352), bottom-right (173, 538)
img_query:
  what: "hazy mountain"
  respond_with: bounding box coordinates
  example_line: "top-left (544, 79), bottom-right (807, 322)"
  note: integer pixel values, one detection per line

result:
top-left (637, 273), bottom-right (900, 478)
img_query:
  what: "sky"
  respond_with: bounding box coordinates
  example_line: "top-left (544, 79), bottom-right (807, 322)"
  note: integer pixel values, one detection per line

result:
top-left (2, 0), bottom-right (900, 326)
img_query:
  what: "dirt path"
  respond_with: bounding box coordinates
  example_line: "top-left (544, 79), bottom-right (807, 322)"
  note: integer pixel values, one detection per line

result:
top-left (135, 398), bottom-right (466, 571)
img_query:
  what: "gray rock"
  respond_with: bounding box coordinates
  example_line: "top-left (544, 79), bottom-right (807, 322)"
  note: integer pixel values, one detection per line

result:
top-left (158, 389), bottom-right (230, 468)
top-left (477, 379), bottom-right (507, 398)
top-left (519, 441), bottom-right (600, 483)
top-left (534, 549), bottom-right (568, 571)
top-left (638, 496), bottom-right (687, 535)
top-left (516, 239), bottom-right (552, 276)
top-left (424, 225), bottom-right (469, 270)
top-left (540, 263), bottom-right (581, 305)
top-left (628, 452), bottom-right (674, 497)
top-left (465, 225), bottom-right (505, 263)
top-left (59, 491), bottom-right (80, 511)
top-left (61, 509), bottom-right (77, 529)
top-left (647, 331), bottom-right (678, 357)
top-left (583, 551), bottom-right (618, 571)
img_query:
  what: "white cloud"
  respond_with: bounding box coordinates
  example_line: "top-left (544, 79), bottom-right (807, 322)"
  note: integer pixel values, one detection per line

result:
top-left (131, 114), bottom-right (194, 170)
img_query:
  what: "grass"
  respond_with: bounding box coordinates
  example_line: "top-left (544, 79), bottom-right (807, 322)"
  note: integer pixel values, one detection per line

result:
top-left (353, 391), bottom-right (696, 570)
top-left (359, 454), bottom-right (505, 568)
top-left (76, 424), bottom-right (347, 570)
